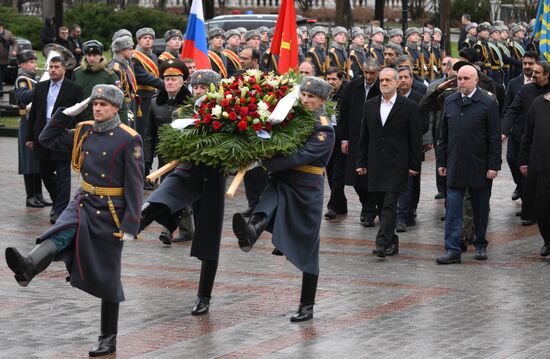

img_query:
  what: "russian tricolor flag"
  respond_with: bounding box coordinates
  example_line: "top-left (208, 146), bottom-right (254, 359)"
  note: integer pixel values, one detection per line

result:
top-left (180, 0), bottom-right (211, 69)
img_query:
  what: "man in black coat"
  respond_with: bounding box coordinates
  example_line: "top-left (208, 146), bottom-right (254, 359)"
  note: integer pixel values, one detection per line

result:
top-left (339, 58), bottom-right (381, 226)
top-left (501, 51), bottom-right (537, 202)
top-left (436, 63), bottom-right (501, 264)
top-left (503, 61), bottom-right (550, 226)
top-left (26, 56), bottom-right (84, 223)
top-left (356, 67), bottom-right (423, 258)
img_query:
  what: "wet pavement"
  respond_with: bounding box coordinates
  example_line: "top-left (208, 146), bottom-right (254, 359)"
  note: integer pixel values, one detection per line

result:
top-left (0, 136), bottom-right (548, 359)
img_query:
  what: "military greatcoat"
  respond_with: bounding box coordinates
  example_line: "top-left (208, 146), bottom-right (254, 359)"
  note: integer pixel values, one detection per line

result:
top-left (37, 110), bottom-right (144, 302)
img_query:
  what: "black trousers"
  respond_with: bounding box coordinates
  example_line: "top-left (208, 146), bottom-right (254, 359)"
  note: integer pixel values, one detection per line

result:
top-left (354, 185), bottom-right (378, 218)
top-left (372, 192), bottom-right (399, 248)
top-left (244, 166), bottom-right (268, 209)
top-left (326, 135), bottom-right (347, 213)
top-left (39, 159), bottom-right (71, 216)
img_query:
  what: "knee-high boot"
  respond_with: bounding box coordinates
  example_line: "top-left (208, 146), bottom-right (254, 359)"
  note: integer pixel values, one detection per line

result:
top-left (290, 272), bottom-right (318, 322)
top-left (5, 239), bottom-right (58, 287)
top-left (24, 174), bottom-right (44, 207)
top-left (89, 300), bottom-right (119, 357)
top-left (139, 202), bottom-right (180, 233)
top-left (191, 260), bottom-right (218, 315)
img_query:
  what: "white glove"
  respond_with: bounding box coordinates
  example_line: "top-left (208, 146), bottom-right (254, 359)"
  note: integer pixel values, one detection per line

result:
top-left (268, 85), bottom-right (300, 124)
top-left (128, 110), bottom-right (135, 123)
top-left (122, 233), bottom-right (135, 241)
top-left (26, 102), bottom-right (32, 112)
top-left (247, 161), bottom-right (261, 170)
top-left (63, 97), bottom-right (91, 117)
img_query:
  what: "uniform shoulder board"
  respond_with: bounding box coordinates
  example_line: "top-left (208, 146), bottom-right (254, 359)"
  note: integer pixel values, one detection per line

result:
top-left (73, 65), bottom-right (82, 72)
top-left (112, 62), bottom-right (120, 71)
top-left (16, 77), bottom-right (32, 89)
top-left (349, 49), bottom-right (356, 56)
top-left (119, 123), bottom-right (138, 137)
top-left (309, 47), bottom-right (315, 52)
top-left (319, 115), bottom-right (329, 126)
top-left (76, 120), bottom-right (94, 131)
top-left (329, 47), bottom-right (336, 53)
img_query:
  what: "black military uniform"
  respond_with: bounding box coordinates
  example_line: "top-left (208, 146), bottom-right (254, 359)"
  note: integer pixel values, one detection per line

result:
top-left (158, 29), bottom-right (183, 64)
top-left (108, 36), bottom-right (138, 125)
top-left (207, 28), bottom-right (229, 78)
top-left (306, 26), bottom-right (328, 77)
top-left (222, 29), bottom-right (242, 77)
top-left (327, 27), bottom-right (349, 74)
top-left (5, 84), bottom-right (144, 357)
top-left (404, 28), bottom-right (422, 77)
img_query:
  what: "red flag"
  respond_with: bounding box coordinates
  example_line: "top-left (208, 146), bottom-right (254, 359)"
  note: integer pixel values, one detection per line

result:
top-left (270, 0), bottom-right (298, 74)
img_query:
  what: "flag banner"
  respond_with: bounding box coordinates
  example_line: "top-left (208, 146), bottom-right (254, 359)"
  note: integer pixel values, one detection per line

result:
top-left (270, 0), bottom-right (299, 73)
top-left (181, 0), bottom-right (211, 69)
top-left (532, 0), bottom-right (550, 61)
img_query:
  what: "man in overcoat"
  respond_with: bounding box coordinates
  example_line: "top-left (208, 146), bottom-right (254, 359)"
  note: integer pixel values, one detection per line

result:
top-left (6, 84), bottom-right (144, 356)
top-left (356, 67), bottom-right (423, 258)
top-left (232, 76), bottom-right (335, 322)
top-left (436, 63), bottom-right (501, 264)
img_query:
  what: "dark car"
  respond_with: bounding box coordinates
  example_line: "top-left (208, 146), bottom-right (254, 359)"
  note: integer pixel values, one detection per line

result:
top-left (5, 37), bottom-right (33, 85)
top-left (204, 14), bottom-right (314, 31)
top-left (152, 38), bottom-right (167, 57)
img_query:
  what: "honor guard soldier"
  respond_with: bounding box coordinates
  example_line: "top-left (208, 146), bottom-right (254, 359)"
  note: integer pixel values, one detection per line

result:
top-left (139, 70), bottom-right (227, 317)
top-left (108, 36), bottom-right (138, 125)
top-left (15, 50), bottom-right (50, 208)
top-left (73, 40), bottom-right (122, 121)
top-left (307, 26), bottom-right (328, 77)
top-left (298, 25), bottom-right (309, 54)
top-left (431, 28), bottom-right (445, 79)
top-left (297, 31), bottom-right (306, 64)
top-left (158, 29), bottom-right (183, 63)
top-left (132, 27), bottom-right (164, 138)
top-left (404, 27), bottom-right (422, 77)
top-left (420, 27), bottom-right (433, 81)
top-left (207, 28), bottom-right (229, 78)
top-left (6, 84), bottom-right (144, 357)
top-left (232, 76), bottom-right (335, 323)
top-left (388, 28), bottom-right (403, 46)
top-left (487, 26), bottom-right (505, 85)
top-left (496, 25), bottom-right (520, 86)
top-left (509, 25), bottom-right (527, 78)
top-left (349, 27), bottom-right (367, 78)
top-left (367, 26), bottom-right (385, 66)
top-left (257, 26), bottom-right (270, 54)
top-left (461, 22), bottom-right (478, 49)
top-left (327, 26), bottom-right (349, 76)
top-left (222, 29), bottom-right (242, 77)
top-left (245, 29), bottom-right (261, 50)
top-left (260, 28), bottom-right (279, 74)
top-left (474, 23), bottom-right (492, 76)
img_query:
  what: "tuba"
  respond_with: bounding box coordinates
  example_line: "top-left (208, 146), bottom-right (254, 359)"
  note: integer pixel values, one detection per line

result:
top-left (39, 43), bottom-right (77, 81)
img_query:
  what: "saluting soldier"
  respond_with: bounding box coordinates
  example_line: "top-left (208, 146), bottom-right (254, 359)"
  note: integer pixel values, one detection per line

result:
top-left (307, 26), bottom-right (328, 77)
top-left (222, 29), bottom-right (242, 77)
top-left (509, 25), bottom-right (527, 79)
top-left (132, 27), bottom-right (164, 139)
top-left (158, 29), bottom-right (183, 63)
top-left (461, 22), bottom-right (478, 50)
top-left (15, 50), bottom-right (50, 208)
top-left (232, 77), bottom-right (335, 322)
top-left (139, 70), bottom-right (227, 317)
top-left (327, 26), bottom-right (349, 75)
top-left (349, 27), bottom-right (367, 78)
top-left (404, 27), bottom-right (422, 77)
top-left (367, 26), bottom-right (385, 66)
top-left (207, 28), bottom-right (229, 78)
top-left (5, 84), bottom-right (144, 357)
top-left (388, 28), bottom-right (403, 46)
top-left (108, 36), bottom-right (138, 126)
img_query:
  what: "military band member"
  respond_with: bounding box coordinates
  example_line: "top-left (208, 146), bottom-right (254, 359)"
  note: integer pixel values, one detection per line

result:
top-left (5, 84), bottom-right (144, 357)
top-left (108, 36), bottom-right (138, 126)
top-left (404, 27), bottom-right (422, 77)
top-left (367, 27), bottom-right (385, 66)
top-left (388, 28), bottom-right (403, 46)
top-left (158, 29), bottom-right (183, 63)
top-left (327, 26), bottom-right (348, 75)
top-left (15, 50), bottom-right (49, 208)
top-left (132, 27), bottom-right (163, 139)
top-left (139, 70), bottom-right (226, 317)
top-left (222, 29), bottom-right (242, 77)
top-left (232, 76), bottom-right (335, 322)
top-left (307, 26), bottom-right (328, 77)
top-left (207, 28), bottom-right (229, 78)
top-left (349, 27), bottom-right (367, 78)
top-left (461, 22), bottom-right (478, 49)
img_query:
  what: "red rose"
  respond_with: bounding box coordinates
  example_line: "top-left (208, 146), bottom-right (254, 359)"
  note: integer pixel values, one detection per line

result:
top-left (264, 122), bottom-right (272, 131)
top-left (239, 107), bottom-right (249, 116)
top-left (192, 114), bottom-right (197, 119)
top-left (228, 112), bottom-right (237, 121)
top-left (220, 99), bottom-right (230, 107)
top-left (203, 114), bottom-right (212, 123)
top-left (212, 121), bottom-right (222, 131)
top-left (248, 77), bottom-right (256, 84)
top-left (252, 122), bottom-right (263, 131)
top-left (194, 120), bottom-right (201, 127)
top-left (249, 103), bottom-right (258, 111)
top-left (249, 97), bottom-right (256, 104)
top-left (234, 104), bottom-right (241, 112)
top-left (237, 120), bottom-right (248, 131)
top-left (249, 111), bottom-right (260, 119)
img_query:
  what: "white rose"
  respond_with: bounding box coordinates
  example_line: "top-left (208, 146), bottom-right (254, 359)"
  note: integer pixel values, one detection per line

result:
top-left (212, 105), bottom-right (222, 118)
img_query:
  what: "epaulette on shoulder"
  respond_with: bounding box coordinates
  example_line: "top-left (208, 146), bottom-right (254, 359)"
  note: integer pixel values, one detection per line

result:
top-left (16, 76), bottom-right (33, 89)
top-left (119, 123), bottom-right (138, 137)
top-left (76, 120), bottom-right (94, 130)
top-left (329, 47), bottom-right (336, 53)
top-left (112, 62), bottom-right (120, 71)
top-left (349, 49), bottom-right (356, 56)
top-left (309, 47), bottom-right (315, 52)
top-left (319, 115), bottom-right (329, 126)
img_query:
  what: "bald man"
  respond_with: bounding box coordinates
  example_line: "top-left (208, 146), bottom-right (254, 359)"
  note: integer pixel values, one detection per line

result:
top-left (436, 63), bottom-right (501, 264)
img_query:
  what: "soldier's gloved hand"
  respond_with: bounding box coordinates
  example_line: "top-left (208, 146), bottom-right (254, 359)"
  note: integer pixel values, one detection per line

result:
top-left (247, 161), bottom-right (261, 170)
top-left (122, 233), bottom-right (135, 241)
top-left (63, 97), bottom-right (91, 117)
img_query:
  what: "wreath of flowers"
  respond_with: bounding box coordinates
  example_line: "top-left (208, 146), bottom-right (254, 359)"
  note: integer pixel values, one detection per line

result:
top-left (157, 70), bottom-right (316, 173)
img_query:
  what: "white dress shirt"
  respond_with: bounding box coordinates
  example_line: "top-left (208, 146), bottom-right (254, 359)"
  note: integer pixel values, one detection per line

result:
top-left (380, 92), bottom-right (397, 126)
top-left (47, 79), bottom-right (63, 122)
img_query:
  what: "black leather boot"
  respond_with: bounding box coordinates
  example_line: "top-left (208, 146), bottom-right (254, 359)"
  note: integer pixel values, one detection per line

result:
top-left (173, 207), bottom-right (194, 242)
top-left (385, 234), bottom-right (399, 256)
top-left (191, 260), bottom-right (218, 315)
top-left (232, 213), bottom-right (269, 252)
top-left (89, 300), bottom-right (119, 357)
top-left (139, 203), bottom-right (179, 233)
top-left (5, 239), bottom-right (58, 287)
top-left (291, 272), bottom-right (318, 322)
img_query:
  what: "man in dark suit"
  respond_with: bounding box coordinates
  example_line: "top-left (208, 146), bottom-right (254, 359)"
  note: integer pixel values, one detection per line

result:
top-left (26, 56), bottom-right (84, 223)
top-left (339, 58), bottom-right (380, 226)
top-left (501, 51), bottom-right (537, 205)
top-left (436, 62), bottom-right (501, 264)
top-left (356, 67), bottom-right (423, 258)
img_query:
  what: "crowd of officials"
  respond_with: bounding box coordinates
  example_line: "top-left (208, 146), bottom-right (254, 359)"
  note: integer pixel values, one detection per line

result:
top-left (2, 11), bottom-right (550, 357)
